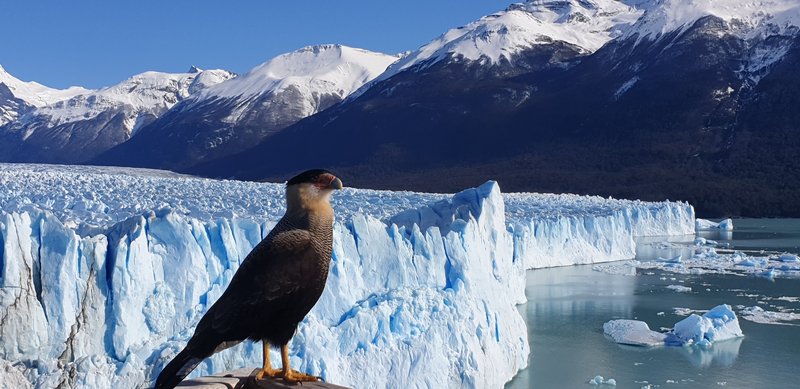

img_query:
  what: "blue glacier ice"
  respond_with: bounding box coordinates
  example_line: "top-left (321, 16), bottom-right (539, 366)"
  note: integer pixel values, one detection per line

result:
top-left (0, 164), bottom-right (695, 388)
top-left (603, 305), bottom-right (744, 351)
top-left (670, 304), bottom-right (744, 347)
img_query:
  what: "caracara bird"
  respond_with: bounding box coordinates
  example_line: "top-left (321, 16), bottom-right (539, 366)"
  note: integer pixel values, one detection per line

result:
top-left (154, 169), bottom-right (343, 389)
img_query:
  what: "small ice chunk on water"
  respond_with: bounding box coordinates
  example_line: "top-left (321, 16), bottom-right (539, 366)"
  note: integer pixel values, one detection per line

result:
top-left (693, 237), bottom-right (718, 246)
top-left (740, 306), bottom-right (800, 325)
top-left (696, 218), bottom-right (734, 231)
top-left (735, 258), bottom-right (767, 267)
top-left (603, 320), bottom-right (667, 347)
top-left (757, 268), bottom-right (776, 279)
top-left (666, 285), bottom-right (692, 293)
top-left (658, 255), bottom-right (682, 263)
top-left (779, 253), bottom-right (800, 263)
top-left (673, 307), bottom-right (706, 316)
top-left (588, 375), bottom-right (617, 386)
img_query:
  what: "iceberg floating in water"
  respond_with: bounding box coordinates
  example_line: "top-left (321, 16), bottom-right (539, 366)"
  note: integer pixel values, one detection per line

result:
top-left (604, 305), bottom-right (743, 350)
top-left (603, 320), bottom-right (667, 347)
top-left (0, 163), bottom-right (696, 388)
top-left (696, 218), bottom-right (734, 231)
top-left (670, 305), bottom-right (744, 347)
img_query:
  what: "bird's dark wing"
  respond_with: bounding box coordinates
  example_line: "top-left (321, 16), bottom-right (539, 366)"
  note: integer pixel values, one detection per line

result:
top-left (196, 227), bottom-right (315, 336)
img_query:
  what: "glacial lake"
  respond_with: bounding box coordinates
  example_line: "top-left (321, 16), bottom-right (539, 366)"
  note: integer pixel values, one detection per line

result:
top-left (506, 219), bottom-right (800, 389)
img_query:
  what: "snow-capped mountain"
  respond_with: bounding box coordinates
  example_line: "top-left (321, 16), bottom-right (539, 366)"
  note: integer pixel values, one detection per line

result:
top-left (622, 0), bottom-right (800, 85)
top-left (30, 68), bottom-right (235, 135)
top-left (0, 65), bottom-right (88, 126)
top-left (358, 0), bottom-right (646, 91)
top-left (199, 0), bottom-right (800, 217)
top-left (201, 44), bottom-right (399, 109)
top-left (94, 45), bottom-right (398, 170)
top-left (196, 0), bottom-right (657, 178)
top-left (3, 0), bottom-right (800, 215)
top-left (0, 67), bottom-right (234, 163)
top-left (625, 0), bottom-right (800, 42)
top-left (0, 65), bottom-right (89, 107)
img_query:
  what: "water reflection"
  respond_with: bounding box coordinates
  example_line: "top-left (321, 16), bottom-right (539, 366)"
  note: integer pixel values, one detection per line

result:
top-left (525, 265), bottom-right (637, 318)
top-left (634, 235), bottom-right (695, 261)
top-left (507, 219), bottom-right (800, 389)
top-left (697, 229), bottom-right (734, 241)
top-left (679, 337), bottom-right (743, 368)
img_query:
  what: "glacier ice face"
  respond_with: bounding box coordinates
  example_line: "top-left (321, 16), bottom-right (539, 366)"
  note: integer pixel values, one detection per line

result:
top-left (0, 359), bottom-right (33, 389)
top-left (0, 176), bottom-right (528, 388)
top-left (0, 163), bottom-right (695, 388)
top-left (504, 193), bottom-right (695, 269)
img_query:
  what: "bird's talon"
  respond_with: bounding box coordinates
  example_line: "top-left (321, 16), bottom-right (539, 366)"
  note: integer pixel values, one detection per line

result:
top-left (282, 369), bottom-right (320, 384)
top-left (255, 367), bottom-right (282, 381)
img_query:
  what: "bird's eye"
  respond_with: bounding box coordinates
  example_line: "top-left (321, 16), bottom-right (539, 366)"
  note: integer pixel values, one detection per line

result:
top-left (314, 173), bottom-right (336, 188)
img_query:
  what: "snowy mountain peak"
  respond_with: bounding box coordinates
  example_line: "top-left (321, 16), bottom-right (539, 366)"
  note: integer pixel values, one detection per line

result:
top-left (364, 0), bottom-right (644, 88)
top-left (30, 68), bottom-right (235, 133)
top-left (626, 0), bottom-right (800, 41)
top-left (0, 65), bottom-right (90, 108)
top-left (202, 44), bottom-right (399, 100)
top-left (187, 65), bottom-right (203, 73)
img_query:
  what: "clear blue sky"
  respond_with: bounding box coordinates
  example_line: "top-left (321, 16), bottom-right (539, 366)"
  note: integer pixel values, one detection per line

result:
top-left (1, 0), bottom-right (512, 89)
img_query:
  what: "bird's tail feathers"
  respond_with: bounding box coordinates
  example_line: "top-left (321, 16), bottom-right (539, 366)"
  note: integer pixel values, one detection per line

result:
top-left (153, 348), bottom-right (204, 389)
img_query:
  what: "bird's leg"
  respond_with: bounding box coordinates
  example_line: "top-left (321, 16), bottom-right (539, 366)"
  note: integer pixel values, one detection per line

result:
top-left (280, 343), bottom-right (320, 383)
top-left (255, 340), bottom-right (282, 380)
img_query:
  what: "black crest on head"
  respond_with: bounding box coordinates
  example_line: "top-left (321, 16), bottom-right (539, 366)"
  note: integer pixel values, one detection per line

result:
top-left (286, 169), bottom-right (334, 186)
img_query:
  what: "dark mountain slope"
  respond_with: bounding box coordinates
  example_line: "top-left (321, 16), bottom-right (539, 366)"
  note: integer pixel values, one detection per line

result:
top-left (193, 17), bottom-right (800, 217)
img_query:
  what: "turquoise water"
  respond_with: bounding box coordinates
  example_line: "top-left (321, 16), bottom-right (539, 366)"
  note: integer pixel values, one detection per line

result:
top-left (506, 219), bottom-right (800, 389)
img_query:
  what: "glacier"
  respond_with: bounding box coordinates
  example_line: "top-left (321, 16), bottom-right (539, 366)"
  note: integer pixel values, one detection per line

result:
top-left (0, 163), bottom-right (694, 388)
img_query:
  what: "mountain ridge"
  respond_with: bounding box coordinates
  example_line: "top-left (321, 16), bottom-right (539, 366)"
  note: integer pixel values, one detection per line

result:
top-left (2, 0), bottom-right (800, 216)
top-left (91, 44), bottom-right (399, 170)
top-left (189, 1), bottom-right (800, 217)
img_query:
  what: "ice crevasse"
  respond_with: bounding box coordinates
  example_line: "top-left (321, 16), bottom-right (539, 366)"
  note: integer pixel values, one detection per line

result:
top-left (0, 176), bottom-right (694, 388)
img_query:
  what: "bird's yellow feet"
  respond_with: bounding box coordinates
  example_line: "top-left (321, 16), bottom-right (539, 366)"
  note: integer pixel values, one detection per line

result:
top-left (255, 367), bottom-right (282, 381)
top-left (282, 369), bottom-right (320, 383)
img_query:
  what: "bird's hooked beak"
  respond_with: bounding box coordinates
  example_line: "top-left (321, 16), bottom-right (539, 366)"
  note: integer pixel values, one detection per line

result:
top-left (329, 176), bottom-right (343, 190)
